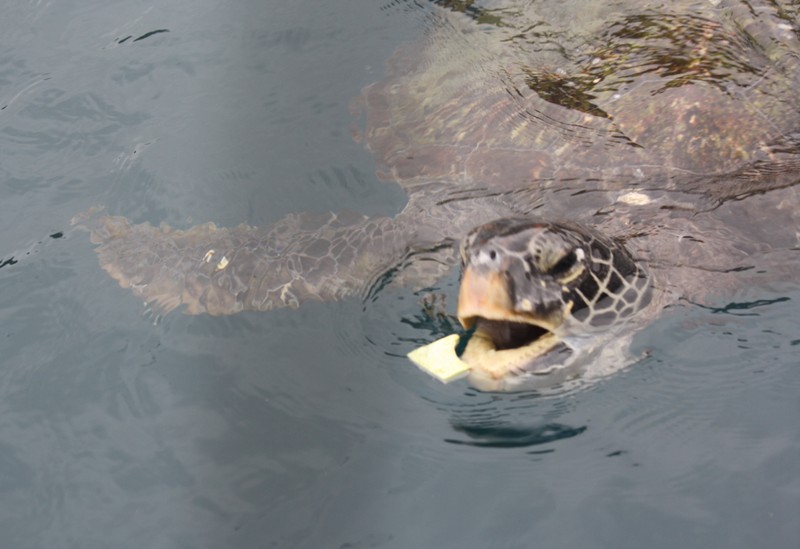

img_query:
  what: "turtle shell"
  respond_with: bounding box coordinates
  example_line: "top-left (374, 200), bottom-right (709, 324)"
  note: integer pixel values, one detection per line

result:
top-left (354, 1), bottom-right (800, 195)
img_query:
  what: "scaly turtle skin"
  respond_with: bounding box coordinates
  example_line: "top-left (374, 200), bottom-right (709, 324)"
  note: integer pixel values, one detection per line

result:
top-left (75, 0), bottom-right (800, 390)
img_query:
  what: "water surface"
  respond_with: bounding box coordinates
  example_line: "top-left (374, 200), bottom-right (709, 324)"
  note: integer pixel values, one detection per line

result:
top-left (1, 1), bottom-right (798, 548)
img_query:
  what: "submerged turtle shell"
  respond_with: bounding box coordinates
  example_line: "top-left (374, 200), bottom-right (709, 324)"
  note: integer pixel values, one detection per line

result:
top-left (78, 0), bottom-right (800, 318)
top-left (349, 0), bottom-right (800, 297)
top-left (355, 1), bottom-right (800, 189)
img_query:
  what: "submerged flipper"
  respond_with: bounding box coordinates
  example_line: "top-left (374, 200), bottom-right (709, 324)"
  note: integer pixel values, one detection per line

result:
top-left (71, 188), bottom-right (516, 316)
top-left (72, 181), bottom-right (517, 316)
top-left (73, 208), bottom-right (418, 315)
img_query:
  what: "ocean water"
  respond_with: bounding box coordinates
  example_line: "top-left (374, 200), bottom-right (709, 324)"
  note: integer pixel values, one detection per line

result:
top-left (1, 1), bottom-right (798, 548)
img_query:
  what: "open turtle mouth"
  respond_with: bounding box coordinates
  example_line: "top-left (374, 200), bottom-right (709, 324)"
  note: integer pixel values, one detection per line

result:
top-left (471, 318), bottom-right (550, 350)
top-left (459, 315), bottom-right (575, 387)
top-left (456, 267), bottom-right (576, 390)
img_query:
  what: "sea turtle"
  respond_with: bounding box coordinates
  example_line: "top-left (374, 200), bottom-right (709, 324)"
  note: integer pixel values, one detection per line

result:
top-left (75, 0), bottom-right (800, 391)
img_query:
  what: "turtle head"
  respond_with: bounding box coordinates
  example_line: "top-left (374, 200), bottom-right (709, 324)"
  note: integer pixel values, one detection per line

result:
top-left (457, 218), bottom-right (651, 392)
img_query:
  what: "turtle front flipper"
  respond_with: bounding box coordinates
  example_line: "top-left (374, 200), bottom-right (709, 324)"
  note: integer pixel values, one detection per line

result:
top-left (73, 208), bottom-right (453, 316)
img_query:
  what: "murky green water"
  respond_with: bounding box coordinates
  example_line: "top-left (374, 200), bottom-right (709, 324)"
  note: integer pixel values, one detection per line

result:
top-left (1, 1), bottom-right (798, 548)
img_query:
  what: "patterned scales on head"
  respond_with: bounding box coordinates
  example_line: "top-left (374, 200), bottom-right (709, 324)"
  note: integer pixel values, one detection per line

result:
top-left (75, 0), bottom-right (800, 391)
top-left (457, 218), bottom-right (653, 391)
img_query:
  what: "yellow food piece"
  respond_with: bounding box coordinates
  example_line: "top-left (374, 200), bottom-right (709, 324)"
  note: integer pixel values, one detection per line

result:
top-left (407, 334), bottom-right (471, 383)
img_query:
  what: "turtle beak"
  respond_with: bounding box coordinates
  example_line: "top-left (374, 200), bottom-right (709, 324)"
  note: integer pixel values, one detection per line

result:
top-left (457, 265), bottom-right (565, 332)
top-left (457, 267), bottom-right (512, 329)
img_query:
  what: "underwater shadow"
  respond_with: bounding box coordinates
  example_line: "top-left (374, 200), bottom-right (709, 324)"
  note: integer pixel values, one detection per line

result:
top-left (445, 422), bottom-right (587, 449)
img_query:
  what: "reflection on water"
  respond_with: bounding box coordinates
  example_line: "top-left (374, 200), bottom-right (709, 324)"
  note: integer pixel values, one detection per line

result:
top-left (697, 296), bottom-right (792, 316)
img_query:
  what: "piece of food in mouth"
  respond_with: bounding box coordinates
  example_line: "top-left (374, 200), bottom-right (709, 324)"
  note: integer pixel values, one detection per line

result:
top-left (459, 318), bottom-right (572, 379)
top-left (407, 334), bottom-right (471, 383)
top-left (406, 320), bottom-right (568, 385)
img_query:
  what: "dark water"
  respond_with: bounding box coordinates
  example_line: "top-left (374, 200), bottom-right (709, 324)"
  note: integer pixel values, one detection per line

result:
top-left (1, 1), bottom-right (799, 548)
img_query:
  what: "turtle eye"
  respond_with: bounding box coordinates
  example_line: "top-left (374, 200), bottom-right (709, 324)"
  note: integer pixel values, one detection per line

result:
top-left (549, 250), bottom-right (579, 276)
